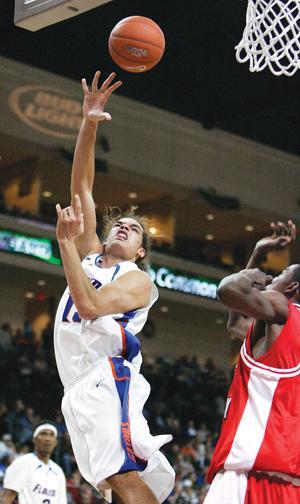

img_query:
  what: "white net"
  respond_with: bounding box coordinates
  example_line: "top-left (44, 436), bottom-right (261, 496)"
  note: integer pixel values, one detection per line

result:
top-left (236, 0), bottom-right (300, 76)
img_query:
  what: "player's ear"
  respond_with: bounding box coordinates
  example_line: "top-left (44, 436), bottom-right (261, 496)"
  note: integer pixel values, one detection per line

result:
top-left (285, 281), bottom-right (299, 296)
top-left (137, 247), bottom-right (146, 259)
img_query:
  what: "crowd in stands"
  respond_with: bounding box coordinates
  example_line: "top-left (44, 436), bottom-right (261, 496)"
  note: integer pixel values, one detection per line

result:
top-left (0, 320), bottom-right (229, 503)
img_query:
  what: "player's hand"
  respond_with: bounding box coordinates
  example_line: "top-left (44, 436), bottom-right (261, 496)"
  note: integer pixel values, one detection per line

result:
top-left (81, 70), bottom-right (122, 122)
top-left (254, 220), bottom-right (296, 256)
top-left (56, 194), bottom-right (84, 242)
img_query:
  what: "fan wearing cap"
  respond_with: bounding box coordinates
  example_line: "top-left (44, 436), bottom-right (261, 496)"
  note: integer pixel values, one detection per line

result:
top-left (1, 421), bottom-right (67, 504)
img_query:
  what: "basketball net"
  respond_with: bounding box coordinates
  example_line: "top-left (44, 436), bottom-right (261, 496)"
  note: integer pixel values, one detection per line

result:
top-left (236, 0), bottom-right (300, 76)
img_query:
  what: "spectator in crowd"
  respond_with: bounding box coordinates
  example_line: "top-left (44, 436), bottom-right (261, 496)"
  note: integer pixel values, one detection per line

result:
top-left (0, 404), bottom-right (10, 439)
top-left (0, 325), bottom-right (13, 357)
top-left (41, 322), bottom-right (54, 355)
top-left (75, 482), bottom-right (98, 504)
top-left (0, 436), bottom-right (15, 464)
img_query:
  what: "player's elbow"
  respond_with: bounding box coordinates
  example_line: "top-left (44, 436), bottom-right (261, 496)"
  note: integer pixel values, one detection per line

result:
top-left (76, 301), bottom-right (99, 320)
top-left (217, 283), bottom-right (235, 304)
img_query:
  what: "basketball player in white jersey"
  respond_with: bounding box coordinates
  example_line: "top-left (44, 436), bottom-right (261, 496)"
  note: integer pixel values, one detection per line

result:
top-left (1, 421), bottom-right (67, 504)
top-left (204, 224), bottom-right (300, 503)
top-left (54, 71), bottom-right (175, 504)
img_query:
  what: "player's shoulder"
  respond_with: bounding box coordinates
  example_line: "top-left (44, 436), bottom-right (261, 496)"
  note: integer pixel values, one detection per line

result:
top-left (118, 260), bottom-right (139, 272)
top-left (8, 452), bottom-right (35, 468)
top-left (261, 289), bottom-right (288, 304)
top-left (117, 263), bottom-right (153, 284)
top-left (111, 260), bottom-right (140, 279)
top-left (49, 458), bottom-right (65, 476)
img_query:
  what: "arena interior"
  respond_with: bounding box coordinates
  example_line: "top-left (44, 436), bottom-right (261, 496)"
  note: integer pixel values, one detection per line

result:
top-left (0, 1), bottom-right (300, 503)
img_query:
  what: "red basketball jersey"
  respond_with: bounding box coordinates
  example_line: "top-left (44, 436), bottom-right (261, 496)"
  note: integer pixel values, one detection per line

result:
top-left (207, 302), bottom-right (300, 484)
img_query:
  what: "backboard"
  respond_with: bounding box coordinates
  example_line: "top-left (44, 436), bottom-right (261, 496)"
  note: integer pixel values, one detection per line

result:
top-left (14, 0), bottom-right (113, 31)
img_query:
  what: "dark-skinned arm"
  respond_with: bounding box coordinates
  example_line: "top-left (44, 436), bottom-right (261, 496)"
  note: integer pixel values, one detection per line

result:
top-left (218, 269), bottom-right (288, 324)
top-left (227, 220), bottom-right (296, 338)
top-left (227, 248), bottom-right (265, 339)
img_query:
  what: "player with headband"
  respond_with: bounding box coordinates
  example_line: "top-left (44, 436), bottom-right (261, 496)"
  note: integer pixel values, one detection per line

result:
top-left (1, 420), bottom-right (67, 504)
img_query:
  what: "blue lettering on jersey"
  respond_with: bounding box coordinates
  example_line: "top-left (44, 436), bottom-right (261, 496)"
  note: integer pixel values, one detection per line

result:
top-left (33, 484), bottom-right (56, 496)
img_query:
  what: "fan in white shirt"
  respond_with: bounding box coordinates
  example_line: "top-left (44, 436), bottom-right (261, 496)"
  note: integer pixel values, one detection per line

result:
top-left (1, 421), bottom-right (67, 504)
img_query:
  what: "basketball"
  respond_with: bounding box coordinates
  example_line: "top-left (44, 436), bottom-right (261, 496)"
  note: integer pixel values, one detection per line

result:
top-left (108, 16), bottom-right (165, 73)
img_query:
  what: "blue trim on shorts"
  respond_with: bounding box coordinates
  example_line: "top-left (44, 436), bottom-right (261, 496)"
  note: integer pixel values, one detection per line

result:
top-left (110, 357), bottom-right (147, 473)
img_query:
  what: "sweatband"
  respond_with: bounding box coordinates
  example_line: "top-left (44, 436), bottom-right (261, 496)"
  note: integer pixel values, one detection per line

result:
top-left (33, 424), bottom-right (58, 438)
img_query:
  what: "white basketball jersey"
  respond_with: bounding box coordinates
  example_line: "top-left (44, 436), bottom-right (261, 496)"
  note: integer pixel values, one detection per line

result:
top-left (54, 254), bottom-right (158, 388)
top-left (4, 453), bottom-right (67, 504)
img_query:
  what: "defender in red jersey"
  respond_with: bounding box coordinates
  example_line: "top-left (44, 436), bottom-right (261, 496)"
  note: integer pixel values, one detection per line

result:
top-left (205, 222), bottom-right (300, 503)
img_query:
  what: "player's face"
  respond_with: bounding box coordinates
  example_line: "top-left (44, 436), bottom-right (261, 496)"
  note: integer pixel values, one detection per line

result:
top-left (34, 429), bottom-right (57, 457)
top-left (268, 265), bottom-right (297, 293)
top-left (104, 218), bottom-right (145, 261)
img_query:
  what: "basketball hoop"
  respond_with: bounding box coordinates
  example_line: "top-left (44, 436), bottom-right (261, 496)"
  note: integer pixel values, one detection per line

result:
top-left (236, 0), bottom-right (300, 76)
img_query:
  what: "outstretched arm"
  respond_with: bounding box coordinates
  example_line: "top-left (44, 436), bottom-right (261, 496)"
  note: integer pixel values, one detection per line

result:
top-left (219, 268), bottom-right (288, 323)
top-left (227, 220), bottom-right (296, 338)
top-left (71, 71), bottom-right (122, 259)
top-left (56, 195), bottom-right (151, 319)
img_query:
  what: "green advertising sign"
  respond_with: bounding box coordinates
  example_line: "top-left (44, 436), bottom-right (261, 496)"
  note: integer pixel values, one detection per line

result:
top-left (149, 265), bottom-right (218, 300)
top-left (0, 229), bottom-right (61, 266)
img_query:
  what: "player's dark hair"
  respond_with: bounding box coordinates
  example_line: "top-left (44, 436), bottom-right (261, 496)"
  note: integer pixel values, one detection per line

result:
top-left (102, 206), bottom-right (151, 272)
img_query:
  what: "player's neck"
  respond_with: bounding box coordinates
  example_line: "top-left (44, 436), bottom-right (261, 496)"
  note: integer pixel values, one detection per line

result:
top-left (101, 253), bottom-right (133, 269)
top-left (36, 452), bottom-right (51, 464)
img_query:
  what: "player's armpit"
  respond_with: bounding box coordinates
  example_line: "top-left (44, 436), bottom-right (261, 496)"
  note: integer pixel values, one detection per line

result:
top-left (0, 489), bottom-right (18, 504)
top-left (79, 270), bottom-right (152, 320)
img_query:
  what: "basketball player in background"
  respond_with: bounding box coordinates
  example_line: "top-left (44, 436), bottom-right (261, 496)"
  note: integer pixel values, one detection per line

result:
top-left (228, 220), bottom-right (296, 339)
top-left (54, 71), bottom-right (175, 504)
top-left (204, 222), bottom-right (300, 503)
top-left (1, 421), bottom-right (67, 504)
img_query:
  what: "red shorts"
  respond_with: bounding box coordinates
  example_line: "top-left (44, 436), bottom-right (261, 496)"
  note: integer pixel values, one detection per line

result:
top-left (204, 470), bottom-right (300, 503)
top-left (245, 471), bottom-right (300, 504)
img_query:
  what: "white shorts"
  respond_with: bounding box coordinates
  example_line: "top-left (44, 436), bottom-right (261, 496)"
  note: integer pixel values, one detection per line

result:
top-left (204, 471), bottom-right (248, 504)
top-left (61, 356), bottom-right (175, 503)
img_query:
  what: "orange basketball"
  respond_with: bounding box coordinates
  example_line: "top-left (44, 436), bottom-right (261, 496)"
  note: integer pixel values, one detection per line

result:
top-left (108, 16), bottom-right (165, 73)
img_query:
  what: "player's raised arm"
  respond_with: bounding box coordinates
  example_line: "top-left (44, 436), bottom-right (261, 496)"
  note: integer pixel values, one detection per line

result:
top-left (227, 219), bottom-right (296, 338)
top-left (71, 70), bottom-right (122, 259)
top-left (218, 268), bottom-right (288, 323)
